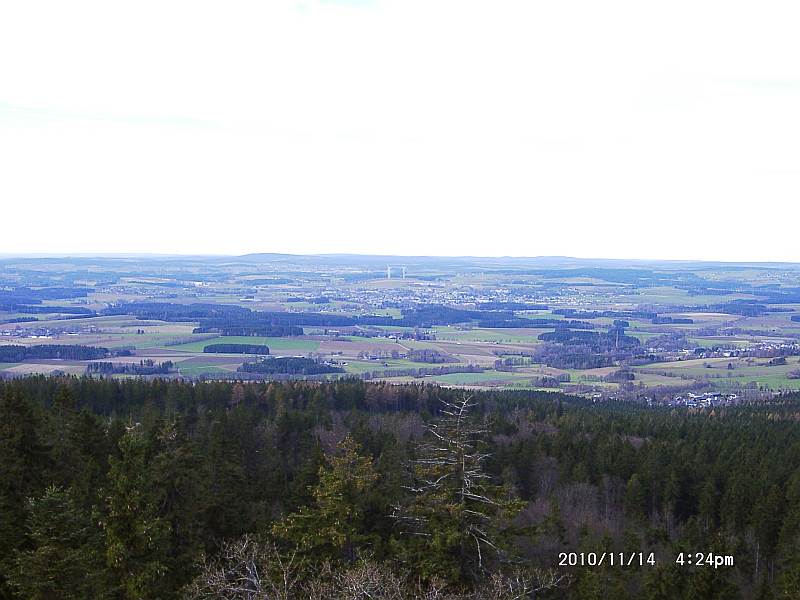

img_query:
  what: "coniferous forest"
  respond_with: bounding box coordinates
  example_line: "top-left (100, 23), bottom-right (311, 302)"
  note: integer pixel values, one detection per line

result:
top-left (2, 376), bottom-right (800, 599)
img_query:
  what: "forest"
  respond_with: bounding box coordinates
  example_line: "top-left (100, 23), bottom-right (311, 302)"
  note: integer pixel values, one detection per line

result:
top-left (1, 377), bottom-right (800, 599)
top-left (0, 345), bottom-right (112, 363)
top-left (86, 361), bottom-right (175, 376)
top-left (238, 357), bottom-right (344, 375)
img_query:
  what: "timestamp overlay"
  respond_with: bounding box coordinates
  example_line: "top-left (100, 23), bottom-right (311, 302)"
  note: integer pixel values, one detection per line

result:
top-left (558, 551), bottom-right (735, 569)
top-left (675, 552), bottom-right (735, 568)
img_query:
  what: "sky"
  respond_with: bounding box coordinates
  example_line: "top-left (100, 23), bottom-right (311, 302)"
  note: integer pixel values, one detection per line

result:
top-left (1, 0), bottom-right (799, 261)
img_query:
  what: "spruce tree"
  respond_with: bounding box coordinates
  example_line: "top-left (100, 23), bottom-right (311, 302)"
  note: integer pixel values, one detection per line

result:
top-left (9, 485), bottom-right (112, 599)
top-left (392, 396), bottom-right (524, 585)
top-left (273, 435), bottom-right (379, 565)
top-left (103, 426), bottom-right (171, 599)
top-left (0, 390), bottom-right (49, 598)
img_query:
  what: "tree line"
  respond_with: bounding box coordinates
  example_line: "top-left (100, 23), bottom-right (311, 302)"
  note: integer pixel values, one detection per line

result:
top-left (238, 357), bottom-right (344, 375)
top-left (0, 344), bottom-right (111, 362)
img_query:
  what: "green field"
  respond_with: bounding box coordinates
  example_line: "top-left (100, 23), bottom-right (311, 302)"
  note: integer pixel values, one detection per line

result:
top-left (168, 336), bottom-right (320, 353)
top-left (687, 337), bottom-right (751, 348)
top-left (430, 371), bottom-right (531, 386)
top-left (623, 286), bottom-right (759, 305)
top-left (713, 375), bottom-right (800, 391)
top-left (111, 332), bottom-right (200, 349)
top-left (177, 364), bottom-right (239, 377)
top-left (637, 357), bottom-right (799, 376)
top-left (336, 335), bottom-right (396, 344)
top-left (627, 331), bottom-right (661, 342)
top-left (342, 358), bottom-right (436, 374)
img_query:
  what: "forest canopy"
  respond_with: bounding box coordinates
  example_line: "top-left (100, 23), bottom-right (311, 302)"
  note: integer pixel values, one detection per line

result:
top-left (1, 376), bottom-right (799, 599)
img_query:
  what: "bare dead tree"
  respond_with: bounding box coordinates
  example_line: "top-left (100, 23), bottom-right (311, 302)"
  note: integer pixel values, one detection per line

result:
top-left (184, 538), bottom-right (567, 600)
top-left (183, 536), bottom-right (299, 600)
top-left (472, 568), bottom-right (569, 600)
top-left (392, 395), bottom-right (525, 583)
top-left (185, 397), bottom-right (568, 599)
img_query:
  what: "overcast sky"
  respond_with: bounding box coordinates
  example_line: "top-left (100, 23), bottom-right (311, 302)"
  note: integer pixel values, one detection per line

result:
top-left (1, 1), bottom-right (799, 260)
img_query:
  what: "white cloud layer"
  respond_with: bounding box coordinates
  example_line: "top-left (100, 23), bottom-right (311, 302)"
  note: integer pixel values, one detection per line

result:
top-left (1, 0), bottom-right (799, 260)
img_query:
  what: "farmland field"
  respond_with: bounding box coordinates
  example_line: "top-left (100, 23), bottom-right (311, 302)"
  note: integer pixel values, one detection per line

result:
top-left (168, 336), bottom-right (320, 354)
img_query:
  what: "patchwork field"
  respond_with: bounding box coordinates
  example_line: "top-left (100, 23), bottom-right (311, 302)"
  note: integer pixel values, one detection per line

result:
top-left (3, 254), bottom-right (800, 397)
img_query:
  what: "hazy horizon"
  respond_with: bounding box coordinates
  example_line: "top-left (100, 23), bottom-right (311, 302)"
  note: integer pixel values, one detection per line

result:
top-left (3, 251), bottom-right (800, 267)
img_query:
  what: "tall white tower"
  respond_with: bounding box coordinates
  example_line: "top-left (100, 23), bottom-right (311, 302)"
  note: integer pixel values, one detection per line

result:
top-left (401, 266), bottom-right (406, 279)
top-left (387, 265), bottom-right (391, 279)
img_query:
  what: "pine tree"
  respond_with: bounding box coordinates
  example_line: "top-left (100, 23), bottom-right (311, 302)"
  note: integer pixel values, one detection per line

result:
top-left (148, 419), bottom-right (206, 592)
top-left (625, 474), bottom-right (646, 520)
top-left (776, 470), bottom-right (800, 599)
top-left (643, 563), bottom-right (685, 600)
top-left (273, 435), bottom-right (379, 565)
top-left (392, 396), bottom-right (524, 585)
top-left (202, 415), bottom-right (250, 541)
top-left (0, 390), bottom-right (49, 598)
top-left (103, 426), bottom-right (171, 599)
top-left (9, 485), bottom-right (112, 599)
top-left (754, 485), bottom-right (785, 564)
top-left (574, 569), bottom-right (603, 600)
